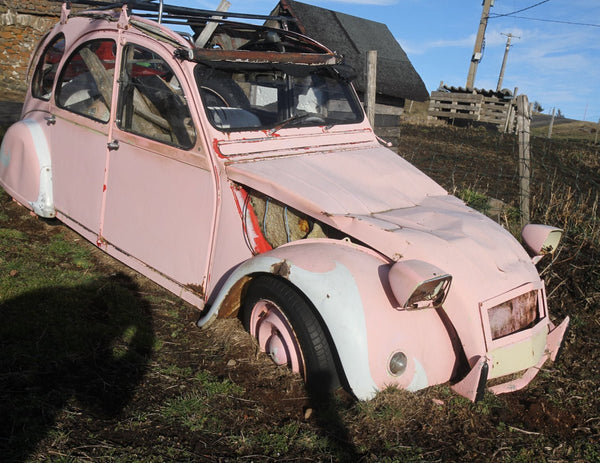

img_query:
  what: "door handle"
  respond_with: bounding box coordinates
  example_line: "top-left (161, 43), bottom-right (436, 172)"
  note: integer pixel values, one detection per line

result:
top-left (44, 114), bottom-right (56, 125)
top-left (107, 140), bottom-right (120, 150)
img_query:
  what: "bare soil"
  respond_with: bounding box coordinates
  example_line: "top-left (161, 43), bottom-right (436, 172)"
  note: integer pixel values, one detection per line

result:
top-left (1, 122), bottom-right (599, 462)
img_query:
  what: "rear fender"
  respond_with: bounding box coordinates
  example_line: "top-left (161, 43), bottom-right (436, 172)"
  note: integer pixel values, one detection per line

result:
top-left (0, 119), bottom-right (55, 217)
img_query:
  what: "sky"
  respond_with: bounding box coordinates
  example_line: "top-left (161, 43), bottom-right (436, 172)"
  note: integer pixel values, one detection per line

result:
top-left (179, 0), bottom-right (600, 122)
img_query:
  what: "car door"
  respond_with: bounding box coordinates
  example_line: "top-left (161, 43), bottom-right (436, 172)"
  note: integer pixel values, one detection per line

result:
top-left (49, 36), bottom-right (117, 235)
top-left (101, 40), bottom-right (216, 297)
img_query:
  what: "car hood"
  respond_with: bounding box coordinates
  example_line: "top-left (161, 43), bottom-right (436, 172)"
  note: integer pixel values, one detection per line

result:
top-left (226, 143), bottom-right (446, 215)
top-left (226, 144), bottom-right (539, 299)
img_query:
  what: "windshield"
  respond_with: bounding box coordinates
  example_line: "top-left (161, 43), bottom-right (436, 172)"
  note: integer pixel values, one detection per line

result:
top-left (195, 64), bottom-right (363, 132)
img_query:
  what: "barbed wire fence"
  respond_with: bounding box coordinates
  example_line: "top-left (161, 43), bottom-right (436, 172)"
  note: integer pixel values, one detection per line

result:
top-left (379, 112), bottom-right (599, 230)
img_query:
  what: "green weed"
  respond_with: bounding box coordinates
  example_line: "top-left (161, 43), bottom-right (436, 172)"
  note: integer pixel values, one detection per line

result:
top-left (159, 364), bottom-right (193, 378)
top-left (49, 233), bottom-right (93, 269)
top-left (160, 371), bottom-right (244, 433)
top-left (162, 392), bottom-right (214, 432)
top-left (459, 188), bottom-right (491, 213)
top-left (0, 228), bottom-right (26, 241)
top-left (195, 370), bottom-right (244, 396)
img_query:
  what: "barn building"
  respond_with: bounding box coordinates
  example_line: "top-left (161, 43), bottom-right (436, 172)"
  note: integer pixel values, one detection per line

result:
top-left (267, 0), bottom-right (428, 125)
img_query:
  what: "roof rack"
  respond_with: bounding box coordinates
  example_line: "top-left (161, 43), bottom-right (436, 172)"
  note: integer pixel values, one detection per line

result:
top-left (51, 1), bottom-right (296, 25)
top-left (51, 1), bottom-right (337, 64)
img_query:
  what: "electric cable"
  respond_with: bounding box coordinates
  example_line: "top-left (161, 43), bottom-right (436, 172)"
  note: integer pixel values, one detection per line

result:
top-left (488, 0), bottom-right (550, 19)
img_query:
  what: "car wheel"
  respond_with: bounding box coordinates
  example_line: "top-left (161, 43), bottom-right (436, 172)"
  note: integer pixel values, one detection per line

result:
top-left (241, 275), bottom-right (341, 395)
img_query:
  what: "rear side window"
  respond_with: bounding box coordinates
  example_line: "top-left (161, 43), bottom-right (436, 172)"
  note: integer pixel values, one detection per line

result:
top-left (32, 34), bottom-right (65, 101)
top-left (117, 44), bottom-right (196, 149)
top-left (55, 39), bottom-right (116, 123)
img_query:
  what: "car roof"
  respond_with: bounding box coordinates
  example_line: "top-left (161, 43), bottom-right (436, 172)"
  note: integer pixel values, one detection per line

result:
top-left (62, 1), bottom-right (339, 66)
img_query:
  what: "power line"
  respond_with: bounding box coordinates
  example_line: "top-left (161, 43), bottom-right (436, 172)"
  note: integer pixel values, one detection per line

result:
top-left (496, 15), bottom-right (600, 28)
top-left (488, 0), bottom-right (550, 19)
top-left (487, 0), bottom-right (600, 28)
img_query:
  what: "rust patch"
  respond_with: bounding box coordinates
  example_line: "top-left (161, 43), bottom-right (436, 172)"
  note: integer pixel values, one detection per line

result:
top-left (218, 276), bottom-right (251, 319)
top-left (271, 260), bottom-right (291, 279)
top-left (488, 290), bottom-right (538, 340)
top-left (192, 48), bottom-right (337, 65)
top-left (185, 283), bottom-right (205, 298)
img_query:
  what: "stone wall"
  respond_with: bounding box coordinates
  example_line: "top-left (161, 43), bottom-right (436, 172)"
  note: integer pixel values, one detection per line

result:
top-left (0, 1), bottom-right (59, 101)
top-left (0, 1), bottom-right (112, 102)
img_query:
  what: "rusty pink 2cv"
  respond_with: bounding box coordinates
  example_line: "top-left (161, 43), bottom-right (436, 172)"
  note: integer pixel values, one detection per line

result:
top-left (0, 0), bottom-right (569, 402)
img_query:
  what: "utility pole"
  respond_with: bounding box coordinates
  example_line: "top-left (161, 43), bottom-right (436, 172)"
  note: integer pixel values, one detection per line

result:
top-left (466, 0), bottom-right (494, 90)
top-left (496, 32), bottom-right (519, 91)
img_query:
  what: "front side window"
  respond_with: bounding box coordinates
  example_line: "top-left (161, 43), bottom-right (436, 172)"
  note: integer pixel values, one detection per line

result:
top-left (32, 34), bottom-right (65, 100)
top-left (117, 44), bottom-right (196, 149)
top-left (55, 39), bottom-right (116, 123)
top-left (195, 64), bottom-right (363, 135)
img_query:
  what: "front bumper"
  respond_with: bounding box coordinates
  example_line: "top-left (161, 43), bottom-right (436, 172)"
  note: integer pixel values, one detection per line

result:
top-left (451, 316), bottom-right (570, 401)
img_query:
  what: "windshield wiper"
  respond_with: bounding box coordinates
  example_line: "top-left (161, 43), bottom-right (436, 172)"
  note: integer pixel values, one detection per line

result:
top-left (268, 113), bottom-right (327, 136)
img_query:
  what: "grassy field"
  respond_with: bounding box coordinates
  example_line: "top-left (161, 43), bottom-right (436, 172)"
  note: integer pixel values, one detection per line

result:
top-left (1, 121), bottom-right (599, 462)
top-left (531, 119), bottom-right (599, 143)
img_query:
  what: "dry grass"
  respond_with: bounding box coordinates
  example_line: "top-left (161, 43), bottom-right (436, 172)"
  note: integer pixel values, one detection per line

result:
top-left (1, 120), bottom-right (600, 461)
top-left (532, 120), bottom-right (600, 142)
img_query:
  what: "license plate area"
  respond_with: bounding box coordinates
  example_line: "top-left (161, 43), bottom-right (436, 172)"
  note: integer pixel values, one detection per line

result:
top-left (479, 282), bottom-right (547, 349)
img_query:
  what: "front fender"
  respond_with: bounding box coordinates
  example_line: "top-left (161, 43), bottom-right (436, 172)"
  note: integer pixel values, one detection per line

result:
top-left (200, 239), bottom-right (457, 400)
top-left (0, 118), bottom-right (55, 217)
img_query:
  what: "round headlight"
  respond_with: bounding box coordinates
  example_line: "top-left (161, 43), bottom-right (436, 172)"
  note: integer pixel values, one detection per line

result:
top-left (389, 351), bottom-right (408, 376)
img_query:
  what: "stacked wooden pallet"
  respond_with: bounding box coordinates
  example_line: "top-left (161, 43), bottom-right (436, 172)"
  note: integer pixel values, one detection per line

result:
top-left (428, 90), bottom-right (516, 132)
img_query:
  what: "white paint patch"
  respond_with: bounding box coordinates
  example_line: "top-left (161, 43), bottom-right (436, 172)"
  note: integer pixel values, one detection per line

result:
top-left (0, 143), bottom-right (10, 167)
top-left (406, 358), bottom-right (429, 392)
top-left (288, 262), bottom-right (378, 400)
top-left (23, 119), bottom-right (55, 217)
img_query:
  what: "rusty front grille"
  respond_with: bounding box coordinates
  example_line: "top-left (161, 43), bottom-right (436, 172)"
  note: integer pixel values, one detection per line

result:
top-left (487, 290), bottom-right (539, 340)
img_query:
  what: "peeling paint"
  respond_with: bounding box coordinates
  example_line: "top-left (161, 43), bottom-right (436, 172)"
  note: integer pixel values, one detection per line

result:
top-left (0, 145), bottom-right (9, 167)
top-left (271, 260), bottom-right (291, 278)
top-left (185, 283), bottom-right (205, 298)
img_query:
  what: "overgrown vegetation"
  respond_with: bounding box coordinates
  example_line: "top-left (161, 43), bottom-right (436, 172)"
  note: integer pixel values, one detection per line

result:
top-left (1, 122), bottom-right (599, 461)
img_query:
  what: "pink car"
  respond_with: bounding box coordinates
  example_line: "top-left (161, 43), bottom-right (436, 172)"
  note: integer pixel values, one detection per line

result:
top-left (0, 2), bottom-right (569, 401)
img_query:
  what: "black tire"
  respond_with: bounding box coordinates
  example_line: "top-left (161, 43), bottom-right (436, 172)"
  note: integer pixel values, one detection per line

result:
top-left (241, 275), bottom-right (341, 396)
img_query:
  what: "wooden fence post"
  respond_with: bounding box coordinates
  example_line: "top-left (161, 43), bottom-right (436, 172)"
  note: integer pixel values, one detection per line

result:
top-left (365, 50), bottom-right (377, 127)
top-left (548, 107), bottom-right (555, 139)
top-left (516, 95), bottom-right (531, 227)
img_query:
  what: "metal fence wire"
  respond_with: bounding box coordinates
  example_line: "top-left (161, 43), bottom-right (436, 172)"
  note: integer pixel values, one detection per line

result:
top-left (379, 123), bottom-right (599, 223)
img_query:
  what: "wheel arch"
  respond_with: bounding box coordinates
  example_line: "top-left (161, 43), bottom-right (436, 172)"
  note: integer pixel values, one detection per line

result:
top-left (199, 239), bottom-right (393, 399)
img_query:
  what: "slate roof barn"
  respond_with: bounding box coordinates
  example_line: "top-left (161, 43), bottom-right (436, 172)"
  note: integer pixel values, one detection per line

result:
top-left (268, 0), bottom-right (429, 108)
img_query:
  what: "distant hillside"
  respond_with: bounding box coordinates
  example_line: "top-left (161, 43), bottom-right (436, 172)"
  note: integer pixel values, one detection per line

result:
top-left (531, 114), bottom-right (598, 142)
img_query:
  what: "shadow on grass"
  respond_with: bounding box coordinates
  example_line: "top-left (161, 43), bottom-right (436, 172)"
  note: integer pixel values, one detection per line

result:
top-left (0, 272), bottom-right (155, 462)
top-left (308, 371), bottom-right (361, 461)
